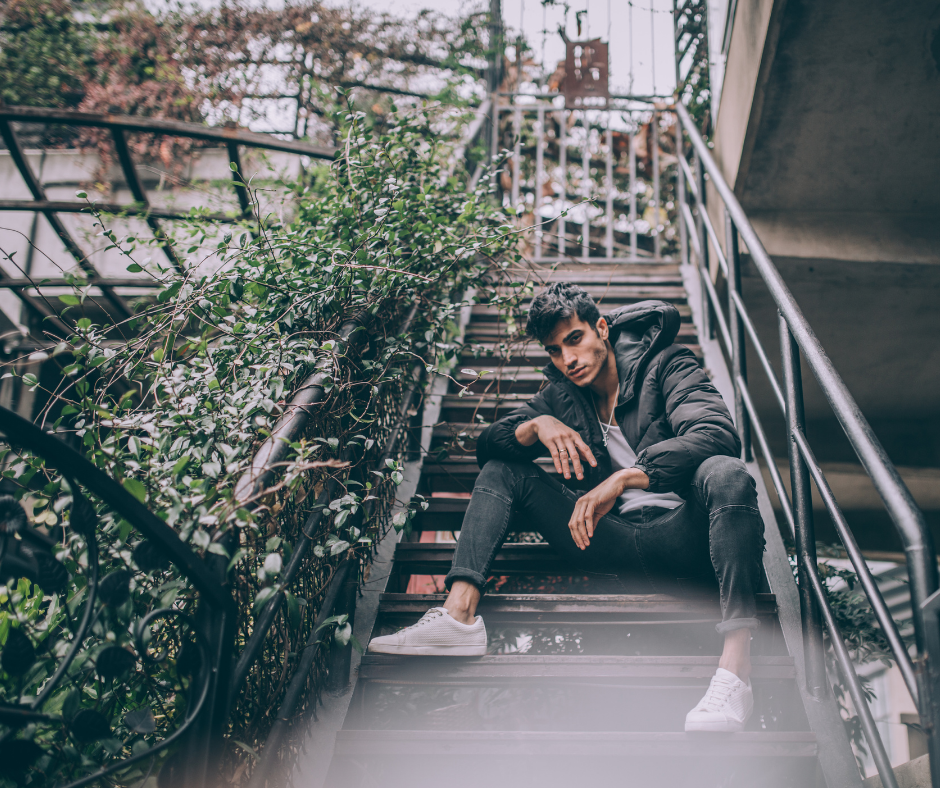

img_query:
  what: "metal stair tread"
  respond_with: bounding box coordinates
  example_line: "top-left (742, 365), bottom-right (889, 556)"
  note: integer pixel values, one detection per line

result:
top-left (333, 729), bottom-right (818, 757)
top-left (359, 654), bottom-right (795, 681)
top-left (380, 592), bottom-right (777, 614)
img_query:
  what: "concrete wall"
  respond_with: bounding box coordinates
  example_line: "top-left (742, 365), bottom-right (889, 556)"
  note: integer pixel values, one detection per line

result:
top-left (704, 0), bottom-right (940, 550)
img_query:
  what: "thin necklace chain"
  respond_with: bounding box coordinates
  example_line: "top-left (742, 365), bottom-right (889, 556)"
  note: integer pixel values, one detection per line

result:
top-left (592, 391), bottom-right (615, 446)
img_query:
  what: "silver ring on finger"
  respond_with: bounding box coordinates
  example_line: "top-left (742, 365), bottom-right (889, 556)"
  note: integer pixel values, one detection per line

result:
top-left (558, 448), bottom-right (568, 455)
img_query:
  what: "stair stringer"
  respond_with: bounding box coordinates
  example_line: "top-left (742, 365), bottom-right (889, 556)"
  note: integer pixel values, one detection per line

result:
top-left (682, 261), bottom-right (863, 788)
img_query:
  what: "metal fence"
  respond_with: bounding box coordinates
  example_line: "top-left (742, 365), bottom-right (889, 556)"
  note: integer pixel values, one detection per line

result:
top-left (489, 93), bottom-right (676, 264)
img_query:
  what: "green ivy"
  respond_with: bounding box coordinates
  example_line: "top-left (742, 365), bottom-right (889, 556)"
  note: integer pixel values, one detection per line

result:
top-left (0, 104), bottom-right (524, 786)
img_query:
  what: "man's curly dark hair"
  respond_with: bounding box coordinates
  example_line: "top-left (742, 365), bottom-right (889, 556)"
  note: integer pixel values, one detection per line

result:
top-left (525, 282), bottom-right (601, 343)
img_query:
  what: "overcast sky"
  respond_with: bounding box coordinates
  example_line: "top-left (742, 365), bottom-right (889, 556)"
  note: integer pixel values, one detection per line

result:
top-left (353, 0), bottom-right (677, 97)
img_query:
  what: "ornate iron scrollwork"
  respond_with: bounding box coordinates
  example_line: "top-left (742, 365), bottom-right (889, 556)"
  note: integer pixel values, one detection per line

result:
top-left (0, 407), bottom-right (235, 788)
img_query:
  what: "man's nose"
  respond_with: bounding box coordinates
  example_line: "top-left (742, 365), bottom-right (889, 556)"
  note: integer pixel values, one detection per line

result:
top-left (563, 349), bottom-right (578, 369)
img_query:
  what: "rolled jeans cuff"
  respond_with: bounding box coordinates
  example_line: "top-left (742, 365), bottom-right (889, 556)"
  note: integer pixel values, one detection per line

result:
top-left (716, 617), bottom-right (761, 634)
top-left (444, 568), bottom-right (488, 593)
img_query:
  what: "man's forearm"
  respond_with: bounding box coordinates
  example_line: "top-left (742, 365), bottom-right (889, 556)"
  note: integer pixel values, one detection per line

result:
top-left (612, 467), bottom-right (651, 492)
top-left (514, 418), bottom-right (541, 447)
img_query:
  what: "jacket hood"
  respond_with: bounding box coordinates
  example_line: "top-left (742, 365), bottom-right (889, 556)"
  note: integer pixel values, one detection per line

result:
top-left (543, 299), bottom-right (681, 406)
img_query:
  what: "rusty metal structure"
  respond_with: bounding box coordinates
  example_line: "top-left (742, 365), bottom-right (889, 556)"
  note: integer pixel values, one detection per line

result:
top-left (0, 106), bottom-right (336, 332)
top-left (562, 39), bottom-right (610, 108)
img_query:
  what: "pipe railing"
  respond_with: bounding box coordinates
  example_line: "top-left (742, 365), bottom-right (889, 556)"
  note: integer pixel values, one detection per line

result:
top-left (676, 101), bottom-right (940, 788)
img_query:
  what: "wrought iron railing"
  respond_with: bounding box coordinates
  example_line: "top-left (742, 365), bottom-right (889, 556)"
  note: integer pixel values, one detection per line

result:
top-left (675, 102), bottom-right (940, 788)
top-left (0, 405), bottom-right (237, 788)
top-left (0, 103), bottom-right (488, 788)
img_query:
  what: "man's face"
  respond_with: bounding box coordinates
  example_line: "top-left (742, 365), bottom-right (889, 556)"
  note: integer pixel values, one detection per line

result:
top-left (542, 314), bottom-right (610, 387)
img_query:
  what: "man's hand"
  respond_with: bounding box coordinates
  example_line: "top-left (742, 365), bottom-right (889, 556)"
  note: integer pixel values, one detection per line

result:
top-left (569, 468), bottom-right (650, 550)
top-left (515, 415), bottom-right (597, 480)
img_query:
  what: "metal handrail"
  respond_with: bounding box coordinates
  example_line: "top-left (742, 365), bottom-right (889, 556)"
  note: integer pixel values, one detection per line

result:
top-left (676, 101), bottom-right (940, 788)
top-left (0, 106), bottom-right (337, 323)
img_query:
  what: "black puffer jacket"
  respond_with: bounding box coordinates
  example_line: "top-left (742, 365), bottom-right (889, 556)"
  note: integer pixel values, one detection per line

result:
top-left (475, 300), bottom-right (740, 495)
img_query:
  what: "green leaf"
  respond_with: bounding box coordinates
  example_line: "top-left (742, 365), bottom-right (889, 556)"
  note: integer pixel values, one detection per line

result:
top-left (172, 456), bottom-right (189, 476)
top-left (334, 622), bottom-right (352, 646)
top-left (21, 373), bottom-right (39, 387)
top-left (226, 549), bottom-right (246, 573)
top-left (285, 591), bottom-right (301, 630)
top-left (126, 263), bottom-right (144, 273)
top-left (157, 281), bottom-right (182, 303)
top-left (253, 586), bottom-right (276, 614)
top-left (58, 294), bottom-right (80, 306)
top-left (122, 478), bottom-right (148, 503)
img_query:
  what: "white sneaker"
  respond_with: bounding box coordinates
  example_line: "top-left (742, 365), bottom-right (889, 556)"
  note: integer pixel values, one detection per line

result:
top-left (367, 607), bottom-right (487, 656)
top-left (685, 668), bottom-right (754, 732)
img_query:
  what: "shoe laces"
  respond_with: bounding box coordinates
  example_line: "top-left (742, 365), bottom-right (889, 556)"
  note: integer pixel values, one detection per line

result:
top-left (698, 673), bottom-right (738, 712)
top-left (403, 608), bottom-right (445, 631)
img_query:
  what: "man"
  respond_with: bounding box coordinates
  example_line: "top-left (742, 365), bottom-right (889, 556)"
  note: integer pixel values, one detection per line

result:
top-left (369, 283), bottom-right (765, 732)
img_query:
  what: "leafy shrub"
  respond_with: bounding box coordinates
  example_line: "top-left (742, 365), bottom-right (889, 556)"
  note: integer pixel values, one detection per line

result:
top-left (0, 104), bottom-right (521, 786)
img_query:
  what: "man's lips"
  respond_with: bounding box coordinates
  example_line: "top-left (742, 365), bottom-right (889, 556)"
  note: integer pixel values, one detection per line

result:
top-left (568, 367), bottom-right (587, 380)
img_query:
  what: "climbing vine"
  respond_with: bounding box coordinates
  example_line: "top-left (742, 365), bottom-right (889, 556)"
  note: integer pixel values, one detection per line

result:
top-left (0, 103), bottom-right (524, 786)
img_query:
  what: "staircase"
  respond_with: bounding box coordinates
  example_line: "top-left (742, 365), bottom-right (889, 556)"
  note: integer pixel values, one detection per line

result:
top-left (304, 260), bottom-right (855, 788)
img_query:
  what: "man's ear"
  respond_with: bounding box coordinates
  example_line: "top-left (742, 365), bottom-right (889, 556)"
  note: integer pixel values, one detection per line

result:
top-left (595, 317), bottom-right (609, 340)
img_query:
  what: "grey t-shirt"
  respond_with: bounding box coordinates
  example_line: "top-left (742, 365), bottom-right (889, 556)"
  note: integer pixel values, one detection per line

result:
top-left (603, 420), bottom-right (685, 515)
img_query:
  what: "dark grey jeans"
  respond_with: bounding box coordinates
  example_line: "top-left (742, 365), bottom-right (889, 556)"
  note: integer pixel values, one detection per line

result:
top-left (445, 455), bottom-right (765, 633)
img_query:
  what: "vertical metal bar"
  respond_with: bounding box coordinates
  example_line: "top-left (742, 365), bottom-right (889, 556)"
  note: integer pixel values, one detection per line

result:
top-left (582, 111), bottom-right (591, 261)
top-left (693, 150), bottom-right (712, 338)
top-left (226, 142), bottom-right (254, 220)
top-left (326, 561), bottom-right (358, 692)
top-left (605, 113), bottom-right (614, 259)
top-left (110, 128), bottom-right (182, 270)
top-left (652, 111), bottom-right (661, 259)
top-left (726, 214), bottom-right (751, 461)
top-left (676, 112), bottom-right (689, 267)
top-left (511, 104), bottom-right (521, 209)
top-left (490, 98), bottom-right (500, 191)
top-left (918, 593), bottom-right (940, 788)
top-left (779, 313), bottom-right (826, 698)
top-left (558, 110), bottom-right (567, 256)
top-left (535, 106), bottom-right (545, 258)
top-left (629, 114), bottom-right (637, 259)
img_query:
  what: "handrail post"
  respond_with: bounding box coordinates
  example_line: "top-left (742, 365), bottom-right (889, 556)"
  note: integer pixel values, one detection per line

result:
top-left (726, 214), bottom-right (751, 461)
top-left (326, 559), bottom-right (359, 693)
top-left (779, 313), bottom-right (826, 697)
top-left (692, 149), bottom-right (712, 339)
top-left (919, 593), bottom-right (940, 788)
top-left (676, 112), bottom-right (689, 267)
